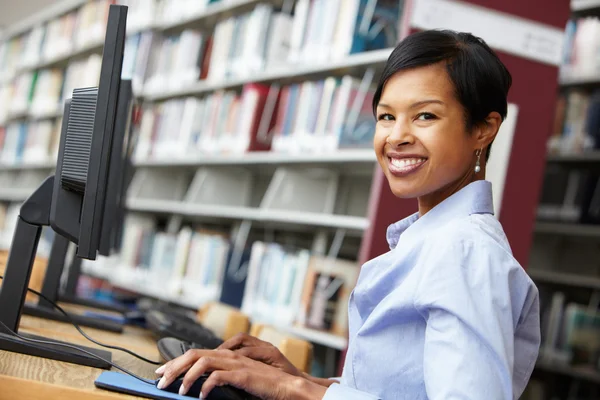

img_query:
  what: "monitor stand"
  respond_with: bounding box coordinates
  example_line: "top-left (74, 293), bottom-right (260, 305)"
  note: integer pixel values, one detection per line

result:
top-left (22, 234), bottom-right (125, 333)
top-left (0, 176), bottom-right (111, 369)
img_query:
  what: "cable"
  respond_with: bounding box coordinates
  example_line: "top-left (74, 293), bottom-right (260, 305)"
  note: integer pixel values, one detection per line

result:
top-left (0, 275), bottom-right (160, 365)
top-left (0, 319), bottom-right (154, 385)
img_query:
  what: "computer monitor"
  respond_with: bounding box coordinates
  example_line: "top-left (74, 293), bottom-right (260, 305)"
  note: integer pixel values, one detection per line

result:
top-left (0, 4), bottom-right (128, 369)
top-left (59, 83), bottom-right (135, 312)
top-left (22, 80), bottom-right (134, 332)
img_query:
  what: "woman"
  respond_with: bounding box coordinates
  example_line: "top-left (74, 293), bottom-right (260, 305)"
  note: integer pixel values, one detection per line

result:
top-left (155, 29), bottom-right (540, 400)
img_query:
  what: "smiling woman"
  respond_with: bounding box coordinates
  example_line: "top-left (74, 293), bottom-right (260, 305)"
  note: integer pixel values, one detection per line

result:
top-left (154, 30), bottom-right (540, 400)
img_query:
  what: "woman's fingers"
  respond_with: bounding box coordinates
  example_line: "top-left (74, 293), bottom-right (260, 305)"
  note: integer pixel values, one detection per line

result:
top-left (201, 370), bottom-right (251, 399)
top-left (180, 352), bottom-right (242, 395)
top-left (217, 332), bottom-right (269, 351)
top-left (235, 346), bottom-right (276, 365)
top-left (157, 349), bottom-right (212, 389)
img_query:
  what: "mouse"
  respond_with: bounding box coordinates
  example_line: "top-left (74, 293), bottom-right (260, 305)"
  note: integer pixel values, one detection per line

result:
top-left (155, 373), bottom-right (251, 400)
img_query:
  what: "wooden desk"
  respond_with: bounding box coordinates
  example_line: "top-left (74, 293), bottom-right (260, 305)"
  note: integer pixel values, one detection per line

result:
top-left (0, 313), bottom-right (163, 400)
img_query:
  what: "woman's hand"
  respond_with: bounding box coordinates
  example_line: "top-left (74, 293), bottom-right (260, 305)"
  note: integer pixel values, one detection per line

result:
top-left (155, 349), bottom-right (327, 400)
top-left (216, 333), bottom-right (338, 389)
top-left (216, 333), bottom-right (301, 377)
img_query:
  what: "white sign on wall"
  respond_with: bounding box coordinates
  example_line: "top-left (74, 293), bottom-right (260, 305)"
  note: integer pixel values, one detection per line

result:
top-left (410, 0), bottom-right (565, 66)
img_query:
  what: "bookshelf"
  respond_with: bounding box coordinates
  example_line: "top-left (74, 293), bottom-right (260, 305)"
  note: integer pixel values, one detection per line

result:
top-left (524, 1), bottom-right (600, 396)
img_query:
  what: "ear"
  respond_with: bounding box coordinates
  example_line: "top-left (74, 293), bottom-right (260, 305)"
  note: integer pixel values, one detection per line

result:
top-left (473, 111), bottom-right (502, 150)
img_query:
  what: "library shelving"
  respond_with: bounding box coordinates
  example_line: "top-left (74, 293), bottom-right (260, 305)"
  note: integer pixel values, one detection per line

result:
top-left (525, 1), bottom-right (600, 396)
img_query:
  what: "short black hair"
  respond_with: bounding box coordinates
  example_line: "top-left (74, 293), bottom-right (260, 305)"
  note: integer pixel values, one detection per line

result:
top-left (373, 29), bottom-right (512, 161)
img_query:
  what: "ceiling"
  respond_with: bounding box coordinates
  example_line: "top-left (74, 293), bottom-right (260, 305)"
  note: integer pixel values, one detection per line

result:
top-left (0, 0), bottom-right (59, 33)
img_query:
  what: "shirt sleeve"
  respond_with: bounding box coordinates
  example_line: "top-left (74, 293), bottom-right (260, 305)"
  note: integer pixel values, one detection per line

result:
top-left (413, 235), bottom-right (538, 400)
top-left (322, 383), bottom-right (381, 400)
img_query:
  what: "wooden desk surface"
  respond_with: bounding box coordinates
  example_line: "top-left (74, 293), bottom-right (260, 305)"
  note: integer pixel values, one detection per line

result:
top-left (0, 312), bottom-right (164, 400)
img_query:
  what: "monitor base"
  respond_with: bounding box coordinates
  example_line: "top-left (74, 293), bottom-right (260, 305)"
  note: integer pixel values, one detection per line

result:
top-left (0, 331), bottom-right (111, 369)
top-left (22, 303), bottom-right (123, 333)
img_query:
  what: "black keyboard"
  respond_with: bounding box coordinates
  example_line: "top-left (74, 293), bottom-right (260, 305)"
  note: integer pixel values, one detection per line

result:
top-left (145, 309), bottom-right (224, 349)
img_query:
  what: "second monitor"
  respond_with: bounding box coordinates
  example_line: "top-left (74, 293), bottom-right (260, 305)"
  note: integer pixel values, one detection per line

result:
top-left (22, 80), bottom-right (134, 333)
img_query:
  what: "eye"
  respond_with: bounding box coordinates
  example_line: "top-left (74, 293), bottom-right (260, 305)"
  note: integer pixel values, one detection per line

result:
top-left (377, 113), bottom-right (394, 121)
top-left (416, 112), bottom-right (437, 121)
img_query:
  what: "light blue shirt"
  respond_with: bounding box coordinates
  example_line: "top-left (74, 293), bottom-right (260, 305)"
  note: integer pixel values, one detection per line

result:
top-left (323, 180), bottom-right (540, 400)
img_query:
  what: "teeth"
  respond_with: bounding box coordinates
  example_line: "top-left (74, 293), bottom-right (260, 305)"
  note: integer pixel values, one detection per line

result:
top-left (390, 158), bottom-right (425, 168)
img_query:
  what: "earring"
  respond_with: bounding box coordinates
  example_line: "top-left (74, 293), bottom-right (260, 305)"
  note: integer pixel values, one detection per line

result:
top-left (474, 148), bottom-right (482, 173)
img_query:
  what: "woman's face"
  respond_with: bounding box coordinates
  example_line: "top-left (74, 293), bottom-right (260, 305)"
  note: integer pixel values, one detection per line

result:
top-left (374, 62), bottom-right (489, 212)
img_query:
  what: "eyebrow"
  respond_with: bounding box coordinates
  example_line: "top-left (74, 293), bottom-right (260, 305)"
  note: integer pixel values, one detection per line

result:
top-left (377, 100), bottom-right (445, 109)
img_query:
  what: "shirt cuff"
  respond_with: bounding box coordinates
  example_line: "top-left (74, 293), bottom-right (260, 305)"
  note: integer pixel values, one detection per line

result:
top-left (322, 383), bottom-right (381, 400)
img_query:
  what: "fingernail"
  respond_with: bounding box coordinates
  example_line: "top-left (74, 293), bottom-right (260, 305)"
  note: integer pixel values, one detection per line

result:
top-left (157, 377), bottom-right (166, 390)
top-left (178, 383), bottom-right (188, 395)
top-left (155, 365), bottom-right (166, 374)
top-left (199, 392), bottom-right (204, 399)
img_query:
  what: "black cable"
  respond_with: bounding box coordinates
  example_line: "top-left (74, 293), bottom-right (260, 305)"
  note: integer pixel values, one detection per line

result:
top-left (0, 319), bottom-right (155, 385)
top-left (0, 275), bottom-right (160, 365)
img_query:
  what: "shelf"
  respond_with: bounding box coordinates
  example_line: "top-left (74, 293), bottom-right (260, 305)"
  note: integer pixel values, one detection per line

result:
top-left (572, 0), bottom-right (600, 12)
top-left (143, 48), bottom-right (393, 101)
top-left (127, 199), bottom-right (369, 232)
top-left (133, 150), bottom-right (377, 168)
top-left (0, 161), bottom-right (56, 171)
top-left (110, 273), bottom-right (201, 310)
top-left (536, 360), bottom-right (600, 384)
top-left (267, 324), bottom-right (347, 350)
top-left (534, 221), bottom-right (600, 238)
top-left (0, 0), bottom-right (87, 41)
top-left (559, 72), bottom-right (600, 88)
top-left (157, 0), bottom-right (282, 32)
top-left (528, 269), bottom-right (600, 290)
top-left (21, 38), bottom-right (105, 73)
top-left (0, 188), bottom-right (32, 202)
top-left (546, 151), bottom-right (600, 165)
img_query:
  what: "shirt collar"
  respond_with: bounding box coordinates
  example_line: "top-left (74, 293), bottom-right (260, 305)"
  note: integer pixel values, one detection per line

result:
top-left (386, 180), bottom-right (494, 249)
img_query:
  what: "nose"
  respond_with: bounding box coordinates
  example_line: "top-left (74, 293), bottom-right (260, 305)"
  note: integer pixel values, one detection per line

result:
top-left (386, 119), bottom-right (414, 148)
